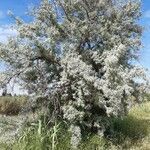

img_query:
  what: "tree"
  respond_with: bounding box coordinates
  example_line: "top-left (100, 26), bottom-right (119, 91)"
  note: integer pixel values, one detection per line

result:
top-left (0, 0), bottom-right (149, 148)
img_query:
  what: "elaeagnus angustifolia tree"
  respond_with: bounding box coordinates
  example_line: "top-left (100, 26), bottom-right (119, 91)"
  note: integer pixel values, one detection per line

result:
top-left (0, 0), bottom-right (149, 148)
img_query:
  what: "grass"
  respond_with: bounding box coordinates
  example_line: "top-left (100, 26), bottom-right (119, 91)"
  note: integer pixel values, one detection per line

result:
top-left (0, 101), bottom-right (150, 150)
top-left (109, 102), bottom-right (150, 149)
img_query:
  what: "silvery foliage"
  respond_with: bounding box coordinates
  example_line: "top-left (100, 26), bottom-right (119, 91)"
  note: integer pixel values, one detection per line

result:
top-left (0, 0), bottom-right (149, 148)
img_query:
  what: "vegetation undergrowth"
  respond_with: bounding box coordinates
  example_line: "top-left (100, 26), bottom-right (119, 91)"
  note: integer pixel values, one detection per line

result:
top-left (0, 102), bottom-right (150, 150)
top-left (0, 96), bottom-right (28, 115)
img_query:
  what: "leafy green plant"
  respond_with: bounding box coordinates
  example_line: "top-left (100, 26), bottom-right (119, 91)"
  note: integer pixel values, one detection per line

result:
top-left (11, 119), bottom-right (61, 150)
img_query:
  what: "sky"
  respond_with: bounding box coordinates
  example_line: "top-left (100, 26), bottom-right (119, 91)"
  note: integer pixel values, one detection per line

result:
top-left (141, 0), bottom-right (150, 70)
top-left (0, 0), bottom-right (150, 93)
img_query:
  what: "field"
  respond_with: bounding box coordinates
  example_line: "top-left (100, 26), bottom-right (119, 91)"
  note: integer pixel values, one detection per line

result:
top-left (0, 96), bottom-right (150, 149)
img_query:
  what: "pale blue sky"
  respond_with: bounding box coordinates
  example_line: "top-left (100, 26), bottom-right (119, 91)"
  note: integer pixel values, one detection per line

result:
top-left (0, 0), bottom-right (150, 69)
top-left (141, 0), bottom-right (150, 70)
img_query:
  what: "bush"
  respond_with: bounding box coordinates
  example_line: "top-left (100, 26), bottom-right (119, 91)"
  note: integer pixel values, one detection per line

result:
top-left (0, 96), bottom-right (27, 115)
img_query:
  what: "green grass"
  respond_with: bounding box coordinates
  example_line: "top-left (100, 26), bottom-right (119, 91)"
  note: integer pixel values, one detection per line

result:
top-left (109, 102), bottom-right (150, 149)
top-left (1, 101), bottom-right (150, 150)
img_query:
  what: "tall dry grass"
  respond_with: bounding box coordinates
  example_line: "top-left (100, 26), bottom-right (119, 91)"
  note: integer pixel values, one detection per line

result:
top-left (0, 96), bottom-right (27, 115)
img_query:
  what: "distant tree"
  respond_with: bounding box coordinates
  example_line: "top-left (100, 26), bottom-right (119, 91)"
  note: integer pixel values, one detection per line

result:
top-left (0, 0), bottom-right (149, 148)
top-left (2, 85), bottom-right (7, 96)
